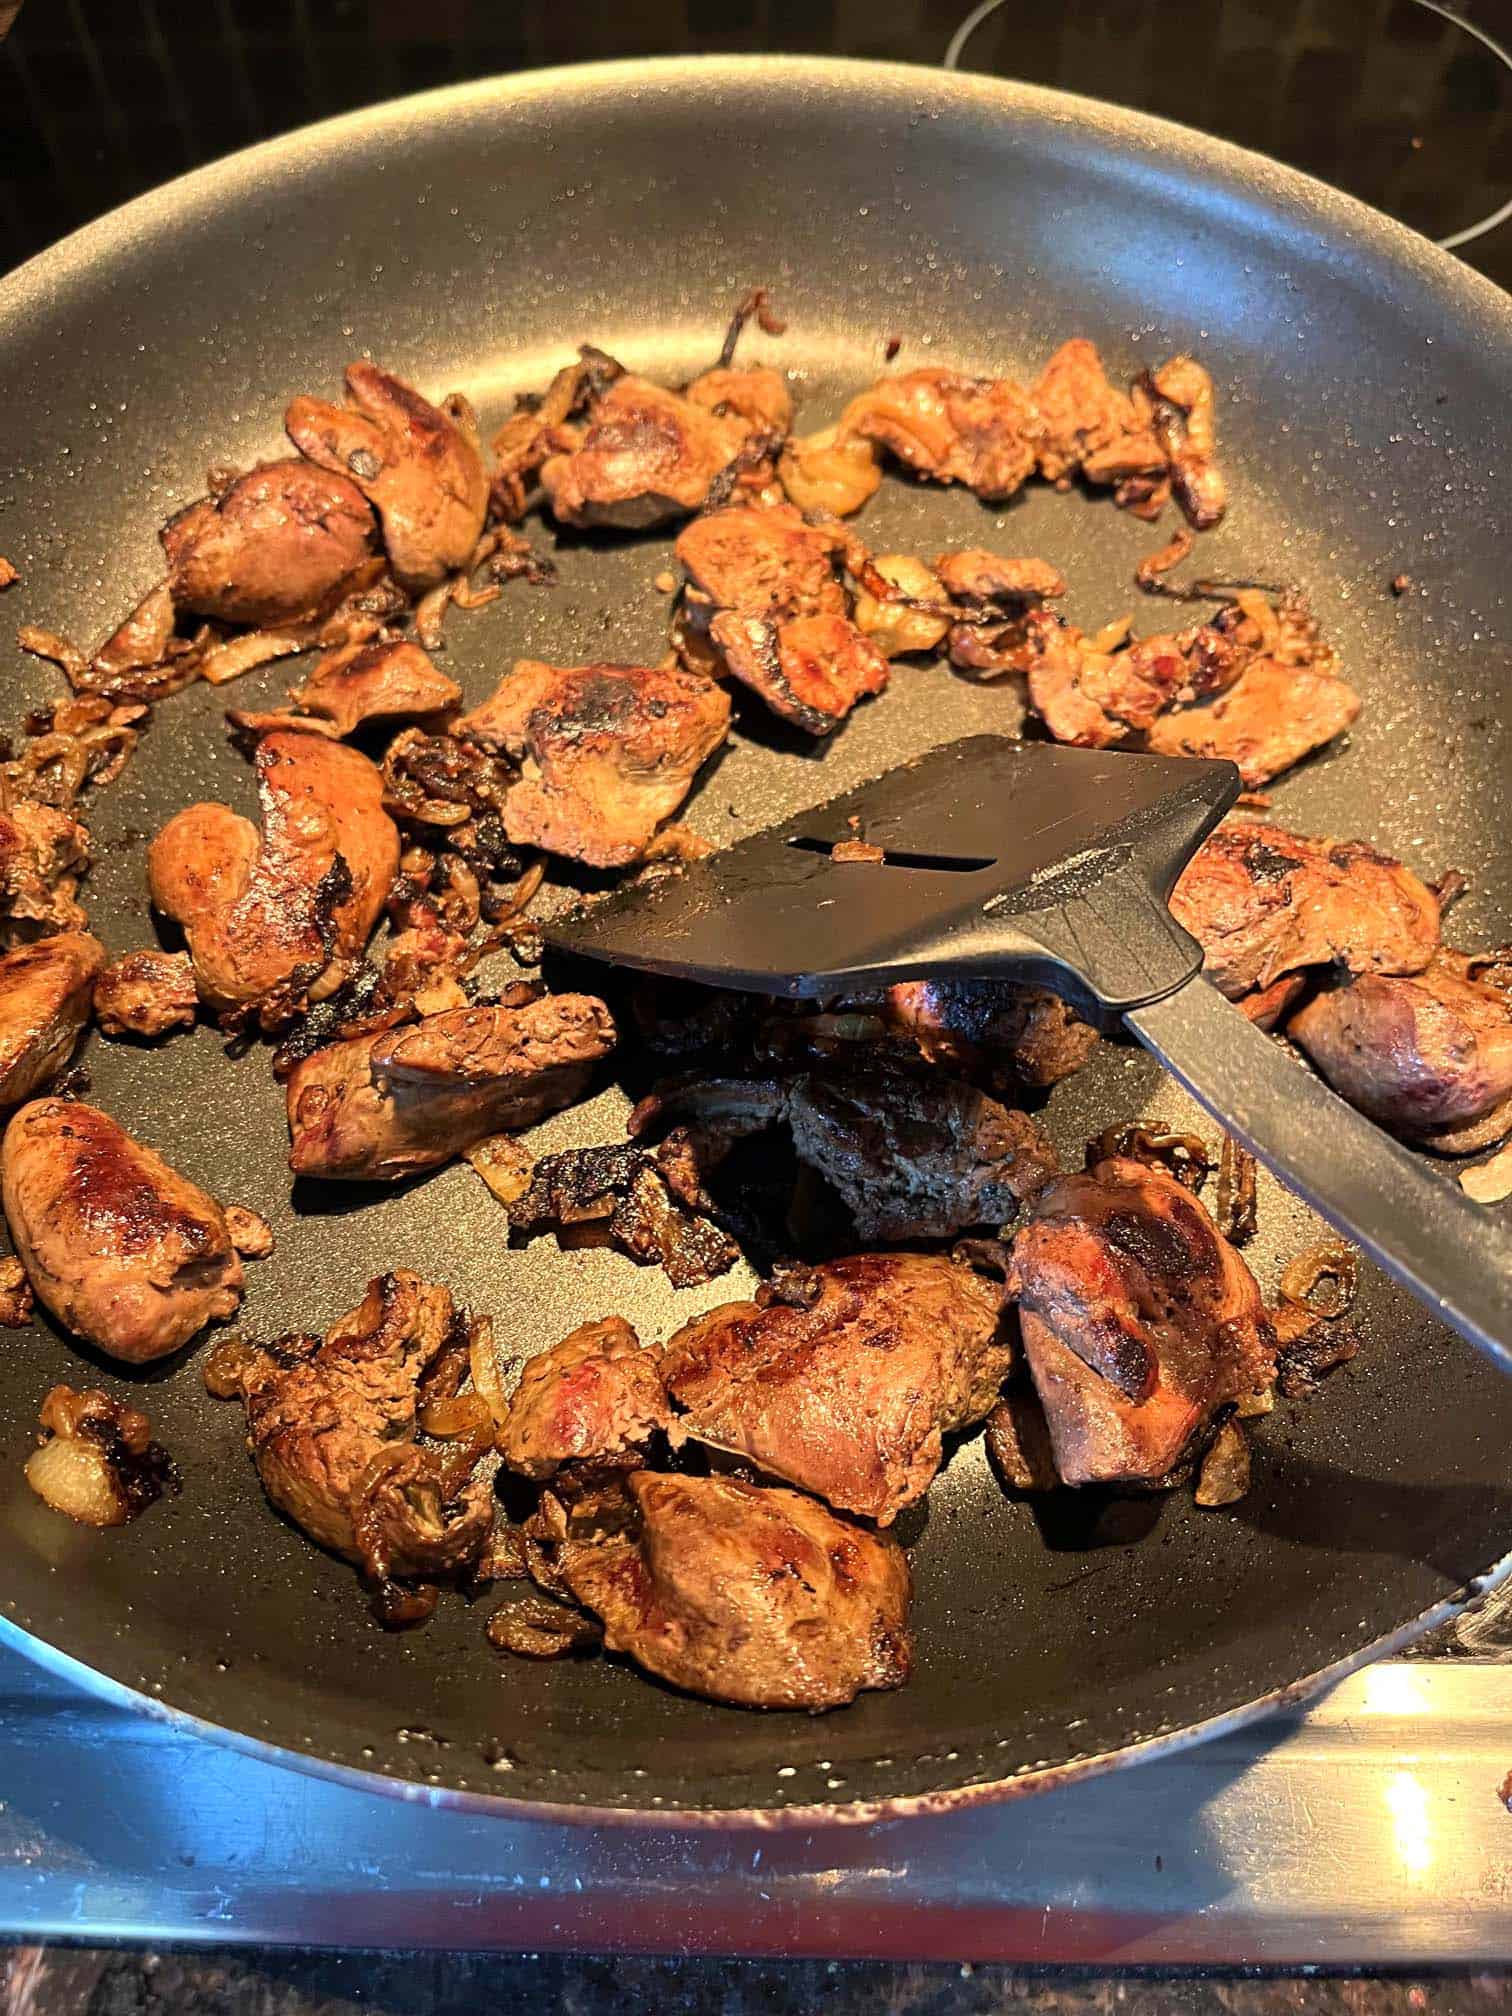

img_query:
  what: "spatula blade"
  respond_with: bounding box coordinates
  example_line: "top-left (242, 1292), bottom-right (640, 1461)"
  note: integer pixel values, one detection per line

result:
top-left (544, 737), bottom-right (1240, 1018)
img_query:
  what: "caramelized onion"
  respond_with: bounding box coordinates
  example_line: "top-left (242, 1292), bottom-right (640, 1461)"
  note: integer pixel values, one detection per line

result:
top-left (468, 1316), bottom-right (510, 1427)
top-left (1279, 1242), bottom-right (1358, 1319)
top-left (26, 1434), bottom-right (128, 1527)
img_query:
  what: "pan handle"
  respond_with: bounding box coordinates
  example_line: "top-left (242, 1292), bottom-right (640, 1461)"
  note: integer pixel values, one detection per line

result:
top-left (1127, 980), bottom-right (1512, 1378)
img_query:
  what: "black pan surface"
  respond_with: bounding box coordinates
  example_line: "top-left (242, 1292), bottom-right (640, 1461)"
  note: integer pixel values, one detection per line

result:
top-left (0, 58), bottom-right (1509, 1824)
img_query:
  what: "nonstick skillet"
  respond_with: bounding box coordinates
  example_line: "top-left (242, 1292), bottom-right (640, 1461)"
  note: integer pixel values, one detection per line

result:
top-left (0, 57), bottom-right (1509, 1825)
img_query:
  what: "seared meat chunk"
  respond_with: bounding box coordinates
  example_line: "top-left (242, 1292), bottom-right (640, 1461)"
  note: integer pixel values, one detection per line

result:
top-left (636, 1057), bottom-right (1056, 1242)
top-left (148, 731), bottom-right (399, 1028)
top-left (848, 368), bottom-right (1043, 499)
top-left (286, 991), bottom-right (615, 1181)
top-left (286, 364), bottom-right (489, 590)
top-left (1007, 1157), bottom-right (1274, 1486)
top-left (1024, 611), bottom-right (1243, 748)
top-left (0, 797), bottom-right (90, 943)
top-left (1031, 337), bottom-right (1161, 488)
top-left (162, 460), bottom-right (378, 627)
top-left (497, 1316), bottom-right (672, 1480)
top-left (535, 1471), bottom-right (912, 1709)
top-left (451, 659), bottom-right (730, 867)
top-left (0, 932), bottom-right (103, 1104)
top-left (932, 550), bottom-right (1066, 676)
top-left (882, 978), bottom-right (1098, 1088)
top-left (207, 1271), bottom-right (491, 1589)
top-left (289, 637), bottom-right (462, 738)
top-left (505, 1141), bottom-right (740, 1288)
top-left (1146, 654), bottom-right (1360, 787)
top-left (1, 1098), bottom-right (244, 1362)
top-left (93, 949), bottom-right (197, 1040)
top-left (1290, 951), bottom-right (1512, 1152)
top-left (675, 503), bottom-right (888, 736)
top-left (660, 1252), bottom-right (1012, 1523)
top-left (540, 375), bottom-right (751, 530)
top-left (685, 363), bottom-right (793, 438)
top-left (1170, 818), bottom-right (1441, 1001)
top-left (1143, 355), bottom-right (1227, 529)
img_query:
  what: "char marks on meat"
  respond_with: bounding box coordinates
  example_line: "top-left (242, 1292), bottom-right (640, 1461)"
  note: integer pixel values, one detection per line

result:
top-left (675, 503), bottom-right (887, 735)
top-left (1170, 818), bottom-right (1441, 1002)
top-left (532, 1470), bottom-right (912, 1709)
top-left (162, 460), bottom-right (379, 628)
top-left (539, 375), bottom-right (755, 530)
top-left (148, 730), bottom-right (399, 1028)
top-left (208, 1271), bottom-right (491, 1604)
top-left (93, 949), bottom-right (197, 1041)
top-left (452, 659), bottom-right (730, 866)
top-left (660, 1252), bottom-right (1012, 1523)
top-left (497, 1316), bottom-right (672, 1480)
top-left (0, 932), bottom-right (103, 1104)
top-left (289, 637), bottom-right (463, 737)
top-left (1023, 609), bottom-right (1245, 748)
top-left (636, 1056), bottom-right (1056, 1242)
top-left (285, 990), bottom-right (615, 1181)
top-left (933, 549), bottom-right (1066, 676)
top-left (881, 978), bottom-right (1098, 1089)
top-left (286, 364), bottom-right (489, 590)
top-left (1007, 1156), bottom-right (1274, 1486)
top-left (504, 1140), bottom-right (740, 1288)
top-left (1, 1098), bottom-right (244, 1362)
top-left (1290, 950), bottom-right (1512, 1152)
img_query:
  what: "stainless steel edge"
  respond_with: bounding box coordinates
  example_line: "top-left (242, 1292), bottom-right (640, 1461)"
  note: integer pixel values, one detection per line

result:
top-left (1128, 982), bottom-right (1512, 1377)
top-left (0, 1650), bottom-right (1505, 1961)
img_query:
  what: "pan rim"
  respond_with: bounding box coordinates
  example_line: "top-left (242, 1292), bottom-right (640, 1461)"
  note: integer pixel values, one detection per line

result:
top-left (0, 53), bottom-right (1508, 1824)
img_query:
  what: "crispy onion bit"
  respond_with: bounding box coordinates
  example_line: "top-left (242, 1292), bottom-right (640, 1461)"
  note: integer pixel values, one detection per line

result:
top-left (468, 1316), bottom-right (511, 1428)
top-left (487, 1593), bottom-right (601, 1660)
top-left (1279, 1242), bottom-right (1358, 1320)
top-left (1194, 1419), bottom-right (1251, 1508)
top-left (1460, 1140), bottom-right (1512, 1206)
top-left (0, 1257), bottom-right (34, 1328)
top-left (1216, 1136), bottom-right (1258, 1246)
top-left (1095, 1121), bottom-right (1210, 1190)
top-left (465, 1134), bottom-right (536, 1207)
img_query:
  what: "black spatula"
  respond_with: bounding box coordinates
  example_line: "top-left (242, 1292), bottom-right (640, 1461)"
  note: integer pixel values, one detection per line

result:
top-left (546, 736), bottom-right (1512, 1374)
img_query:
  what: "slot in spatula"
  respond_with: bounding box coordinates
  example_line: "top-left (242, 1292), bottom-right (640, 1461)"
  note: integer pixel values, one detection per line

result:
top-left (545, 736), bottom-right (1512, 1375)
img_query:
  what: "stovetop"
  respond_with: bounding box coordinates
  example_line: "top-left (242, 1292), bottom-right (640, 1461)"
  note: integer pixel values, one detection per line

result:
top-left (0, 0), bottom-right (1509, 1965)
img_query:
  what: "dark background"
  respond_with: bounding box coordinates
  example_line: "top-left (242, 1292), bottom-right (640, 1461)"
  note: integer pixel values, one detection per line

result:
top-left (1, 1), bottom-right (1510, 2008)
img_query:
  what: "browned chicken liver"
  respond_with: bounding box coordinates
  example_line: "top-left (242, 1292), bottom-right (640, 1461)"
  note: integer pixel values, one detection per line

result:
top-left (0, 932), bottom-right (103, 1104)
top-left (848, 368), bottom-right (1044, 499)
top-left (497, 1315), bottom-right (672, 1480)
top-left (880, 979), bottom-right (1098, 1089)
top-left (289, 637), bottom-right (462, 738)
top-left (539, 375), bottom-right (754, 530)
top-left (1170, 818), bottom-right (1441, 1003)
top-left (536, 1470), bottom-right (912, 1709)
top-left (286, 364), bottom-right (489, 590)
top-left (451, 659), bottom-right (731, 866)
top-left (1290, 951), bottom-right (1512, 1152)
top-left (1, 1098), bottom-right (244, 1362)
top-left (93, 949), bottom-right (197, 1040)
top-left (1024, 612), bottom-right (1244, 748)
top-left (208, 1270), bottom-right (491, 1586)
top-left (1146, 655), bottom-right (1360, 787)
top-left (286, 991), bottom-right (615, 1181)
top-left (675, 502), bottom-right (888, 736)
top-left (636, 1056), bottom-right (1056, 1242)
top-left (162, 460), bottom-right (378, 627)
top-left (1007, 1157), bottom-right (1274, 1486)
top-left (0, 797), bottom-right (90, 943)
top-left (148, 730), bottom-right (399, 1028)
top-left (660, 1252), bottom-right (1012, 1523)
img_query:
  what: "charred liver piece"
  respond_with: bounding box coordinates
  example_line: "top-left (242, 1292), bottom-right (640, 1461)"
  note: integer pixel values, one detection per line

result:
top-left (497, 1316), bottom-right (672, 1480)
top-left (0, 797), bottom-right (91, 944)
top-left (1290, 951), bottom-right (1512, 1152)
top-left (1, 1098), bottom-right (244, 1363)
top-left (286, 364), bottom-right (489, 590)
top-left (148, 730), bottom-right (399, 1028)
top-left (536, 1470), bottom-right (913, 1709)
top-left (162, 460), bottom-right (378, 628)
top-left (451, 660), bottom-right (730, 867)
top-left (286, 991), bottom-right (615, 1181)
top-left (880, 979), bottom-right (1098, 1089)
top-left (208, 1270), bottom-right (491, 1590)
top-left (93, 948), bottom-right (197, 1040)
top-left (0, 932), bottom-right (103, 1104)
top-left (1170, 818), bottom-right (1441, 1003)
top-left (539, 374), bottom-right (755, 530)
top-left (660, 1251), bottom-right (1012, 1524)
top-left (1024, 612), bottom-right (1244, 749)
top-left (289, 637), bottom-right (463, 738)
top-left (675, 503), bottom-right (888, 736)
top-left (1007, 1156), bottom-right (1274, 1486)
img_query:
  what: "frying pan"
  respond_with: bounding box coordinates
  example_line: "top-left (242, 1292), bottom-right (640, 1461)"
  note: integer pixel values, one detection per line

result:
top-left (0, 57), bottom-right (1509, 1826)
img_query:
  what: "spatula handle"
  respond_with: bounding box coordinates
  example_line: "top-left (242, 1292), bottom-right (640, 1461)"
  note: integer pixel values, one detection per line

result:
top-left (1127, 980), bottom-right (1512, 1378)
